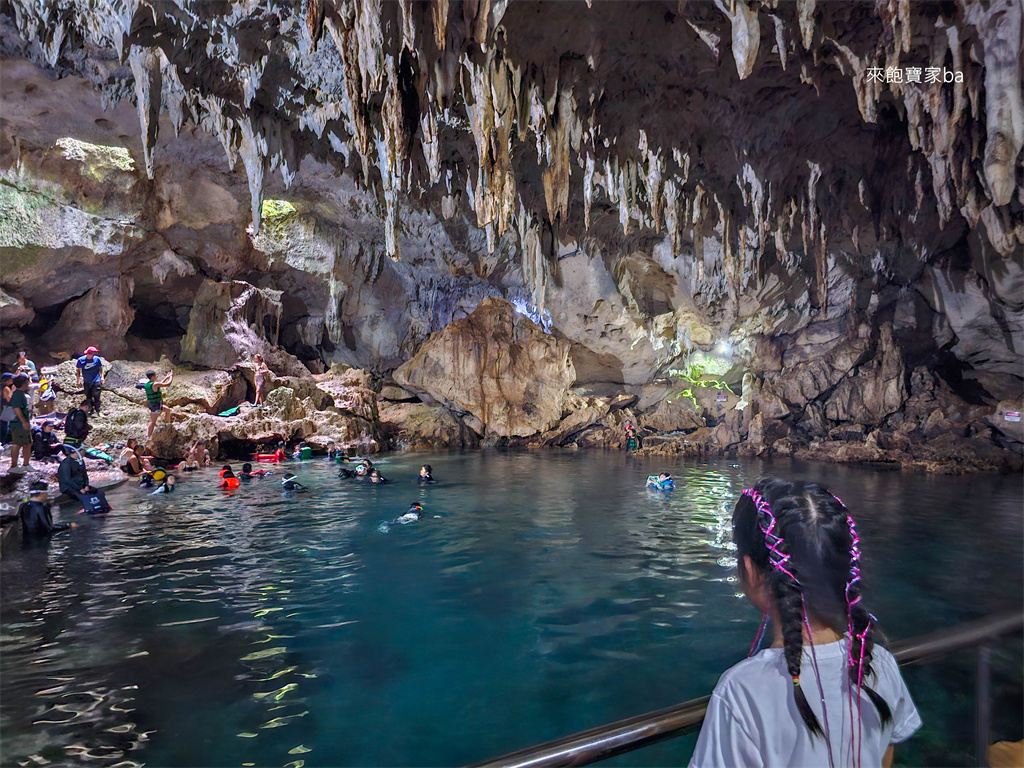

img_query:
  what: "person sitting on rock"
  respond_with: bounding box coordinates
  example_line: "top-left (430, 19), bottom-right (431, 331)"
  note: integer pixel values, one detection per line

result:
top-left (646, 472), bottom-right (675, 491)
top-left (32, 422), bottom-right (63, 462)
top-left (139, 369), bottom-right (173, 439)
top-left (20, 481), bottom-right (70, 541)
top-left (417, 464), bottom-right (436, 484)
top-left (63, 399), bottom-right (92, 449)
top-left (57, 449), bottom-right (109, 512)
top-left (182, 440), bottom-right (210, 471)
top-left (281, 474), bottom-right (307, 492)
top-left (124, 444), bottom-right (151, 477)
top-left (219, 467), bottom-right (240, 490)
top-left (118, 439), bottom-right (138, 472)
top-left (369, 468), bottom-right (388, 484)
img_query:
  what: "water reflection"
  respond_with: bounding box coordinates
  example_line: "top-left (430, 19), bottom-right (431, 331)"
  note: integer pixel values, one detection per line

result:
top-left (0, 453), bottom-right (1020, 767)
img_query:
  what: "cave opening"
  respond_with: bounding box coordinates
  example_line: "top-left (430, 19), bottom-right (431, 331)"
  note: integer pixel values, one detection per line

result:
top-left (128, 300), bottom-right (186, 340)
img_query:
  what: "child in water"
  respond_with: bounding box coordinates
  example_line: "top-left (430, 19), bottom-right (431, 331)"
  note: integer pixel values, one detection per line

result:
top-left (240, 462), bottom-right (270, 479)
top-left (219, 467), bottom-right (240, 490)
top-left (355, 458), bottom-right (373, 476)
top-left (369, 469), bottom-right (388, 484)
top-left (646, 472), bottom-right (674, 491)
top-left (689, 478), bottom-right (920, 767)
top-left (417, 465), bottom-right (436, 484)
top-left (152, 474), bottom-right (176, 494)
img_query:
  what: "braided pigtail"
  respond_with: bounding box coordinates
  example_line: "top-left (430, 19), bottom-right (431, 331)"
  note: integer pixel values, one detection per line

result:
top-left (848, 598), bottom-right (893, 726)
top-left (771, 565), bottom-right (824, 737)
top-left (742, 487), bottom-right (826, 740)
top-left (844, 514), bottom-right (893, 728)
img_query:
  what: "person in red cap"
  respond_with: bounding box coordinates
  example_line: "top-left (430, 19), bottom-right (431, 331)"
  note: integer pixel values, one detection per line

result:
top-left (75, 346), bottom-right (106, 414)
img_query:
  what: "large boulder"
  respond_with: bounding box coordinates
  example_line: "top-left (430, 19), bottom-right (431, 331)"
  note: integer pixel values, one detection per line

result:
top-left (378, 402), bottom-right (480, 450)
top-left (538, 394), bottom-right (611, 446)
top-left (393, 297), bottom-right (576, 437)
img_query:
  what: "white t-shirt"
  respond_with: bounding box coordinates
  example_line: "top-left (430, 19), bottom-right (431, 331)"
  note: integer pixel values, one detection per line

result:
top-left (690, 638), bottom-right (920, 768)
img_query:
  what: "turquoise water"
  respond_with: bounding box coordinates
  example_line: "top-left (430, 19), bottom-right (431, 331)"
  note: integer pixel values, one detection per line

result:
top-left (1, 452), bottom-right (1020, 767)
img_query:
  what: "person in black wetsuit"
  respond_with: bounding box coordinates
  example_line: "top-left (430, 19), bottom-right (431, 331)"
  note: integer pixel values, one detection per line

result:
top-left (55, 449), bottom-right (111, 514)
top-left (32, 422), bottom-right (62, 461)
top-left (20, 481), bottom-right (70, 540)
top-left (369, 469), bottom-right (388, 484)
top-left (63, 400), bottom-right (91, 448)
top-left (417, 465), bottom-right (437, 484)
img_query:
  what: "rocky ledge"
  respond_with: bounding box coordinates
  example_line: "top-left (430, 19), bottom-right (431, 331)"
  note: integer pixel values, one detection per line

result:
top-left (3, 297), bottom-right (1018, 508)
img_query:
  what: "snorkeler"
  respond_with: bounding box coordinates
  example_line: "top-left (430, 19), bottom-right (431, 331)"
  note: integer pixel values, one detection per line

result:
top-left (417, 465), bottom-right (436, 484)
top-left (646, 472), bottom-right (675, 491)
top-left (393, 502), bottom-right (424, 524)
top-left (19, 481), bottom-right (70, 540)
top-left (355, 458), bottom-right (373, 477)
top-left (368, 469), bottom-right (388, 484)
top-left (281, 474), bottom-right (308, 492)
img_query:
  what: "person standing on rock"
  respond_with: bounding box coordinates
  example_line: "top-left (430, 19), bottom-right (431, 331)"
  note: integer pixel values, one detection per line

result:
top-left (75, 346), bottom-right (106, 414)
top-left (8, 375), bottom-right (33, 471)
top-left (141, 369), bottom-right (174, 438)
top-left (63, 400), bottom-right (92, 449)
top-left (253, 354), bottom-right (271, 406)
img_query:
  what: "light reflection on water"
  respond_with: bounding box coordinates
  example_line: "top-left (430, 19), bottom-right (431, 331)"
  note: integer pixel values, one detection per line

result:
top-left (0, 452), bottom-right (1020, 767)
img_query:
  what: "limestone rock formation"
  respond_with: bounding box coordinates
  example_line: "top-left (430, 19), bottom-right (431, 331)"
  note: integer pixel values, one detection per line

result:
top-left (393, 297), bottom-right (575, 437)
top-left (0, 1), bottom-right (1020, 472)
top-left (378, 402), bottom-right (480, 450)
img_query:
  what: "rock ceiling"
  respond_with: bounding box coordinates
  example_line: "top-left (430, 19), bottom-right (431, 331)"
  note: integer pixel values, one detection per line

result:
top-left (3, 0), bottom-right (1021, 306)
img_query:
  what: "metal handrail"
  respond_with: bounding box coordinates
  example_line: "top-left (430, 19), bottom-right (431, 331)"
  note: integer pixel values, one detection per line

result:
top-left (470, 609), bottom-right (1024, 768)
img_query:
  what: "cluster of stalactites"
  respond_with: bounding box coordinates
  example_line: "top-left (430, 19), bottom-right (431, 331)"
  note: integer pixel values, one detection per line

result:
top-left (4, 0), bottom-right (1021, 307)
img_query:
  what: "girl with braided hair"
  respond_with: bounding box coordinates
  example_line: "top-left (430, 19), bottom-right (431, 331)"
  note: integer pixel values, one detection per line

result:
top-left (690, 477), bottom-right (920, 768)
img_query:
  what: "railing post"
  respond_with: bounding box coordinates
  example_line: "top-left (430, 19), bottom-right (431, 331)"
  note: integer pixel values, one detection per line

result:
top-left (975, 642), bottom-right (992, 768)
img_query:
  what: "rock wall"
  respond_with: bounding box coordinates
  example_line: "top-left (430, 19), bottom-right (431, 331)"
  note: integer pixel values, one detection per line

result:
top-left (0, 2), bottom-right (1020, 472)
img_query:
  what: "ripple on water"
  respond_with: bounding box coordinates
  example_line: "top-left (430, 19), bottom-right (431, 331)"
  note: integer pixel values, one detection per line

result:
top-left (0, 454), bottom-right (1020, 767)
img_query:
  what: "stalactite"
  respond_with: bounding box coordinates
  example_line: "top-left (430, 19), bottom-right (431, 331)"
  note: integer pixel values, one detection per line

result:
top-left (714, 0), bottom-right (761, 80)
top-left (128, 46), bottom-right (161, 180)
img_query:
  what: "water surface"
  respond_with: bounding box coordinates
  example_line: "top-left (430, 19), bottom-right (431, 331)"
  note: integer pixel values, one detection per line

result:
top-left (1, 452), bottom-right (1020, 766)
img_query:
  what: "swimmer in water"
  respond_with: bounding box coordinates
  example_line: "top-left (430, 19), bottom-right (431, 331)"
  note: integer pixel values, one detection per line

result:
top-left (240, 462), bottom-right (270, 479)
top-left (646, 472), bottom-right (675, 491)
top-left (379, 502), bottom-right (425, 532)
top-left (417, 465), bottom-right (436, 484)
top-left (369, 468), bottom-right (388, 484)
top-left (152, 474), bottom-right (177, 494)
top-left (281, 474), bottom-right (308, 492)
top-left (394, 502), bottom-right (424, 524)
top-left (355, 458), bottom-right (373, 477)
top-left (220, 467), bottom-right (240, 490)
